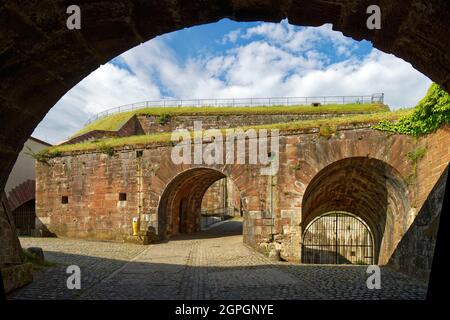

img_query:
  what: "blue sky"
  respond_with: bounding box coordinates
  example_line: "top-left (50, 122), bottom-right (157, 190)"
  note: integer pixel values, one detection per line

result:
top-left (33, 19), bottom-right (431, 144)
top-left (156, 19), bottom-right (372, 67)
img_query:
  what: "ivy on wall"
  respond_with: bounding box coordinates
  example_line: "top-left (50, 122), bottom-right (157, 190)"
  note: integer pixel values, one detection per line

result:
top-left (374, 83), bottom-right (450, 136)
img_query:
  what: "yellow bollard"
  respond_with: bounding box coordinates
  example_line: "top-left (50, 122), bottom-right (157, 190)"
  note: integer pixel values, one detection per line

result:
top-left (132, 217), bottom-right (140, 236)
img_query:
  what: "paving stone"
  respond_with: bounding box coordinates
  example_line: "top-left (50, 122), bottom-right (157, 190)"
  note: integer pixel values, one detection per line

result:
top-left (9, 221), bottom-right (427, 300)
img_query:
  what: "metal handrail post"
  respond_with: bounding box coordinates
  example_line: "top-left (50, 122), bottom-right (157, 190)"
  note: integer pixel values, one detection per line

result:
top-left (84, 94), bottom-right (384, 124)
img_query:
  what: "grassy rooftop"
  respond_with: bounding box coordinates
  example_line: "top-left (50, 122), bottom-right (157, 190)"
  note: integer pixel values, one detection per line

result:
top-left (73, 103), bottom-right (389, 137)
top-left (44, 108), bottom-right (411, 156)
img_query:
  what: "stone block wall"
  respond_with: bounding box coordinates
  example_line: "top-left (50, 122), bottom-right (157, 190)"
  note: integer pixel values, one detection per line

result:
top-left (201, 179), bottom-right (226, 213)
top-left (64, 113), bottom-right (372, 145)
top-left (201, 178), bottom-right (242, 215)
top-left (0, 192), bottom-right (23, 268)
top-left (35, 126), bottom-right (450, 274)
top-left (270, 126), bottom-right (450, 263)
top-left (388, 166), bottom-right (448, 280)
top-left (135, 113), bottom-right (370, 135)
top-left (36, 151), bottom-right (146, 240)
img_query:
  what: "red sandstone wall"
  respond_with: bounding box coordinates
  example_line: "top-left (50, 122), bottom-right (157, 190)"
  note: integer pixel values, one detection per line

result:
top-left (36, 152), bottom-right (144, 240)
top-left (201, 179), bottom-right (226, 213)
top-left (117, 115), bottom-right (145, 137)
top-left (36, 127), bottom-right (450, 265)
top-left (135, 113), bottom-right (373, 135)
top-left (253, 126), bottom-right (449, 262)
top-left (201, 178), bottom-right (242, 215)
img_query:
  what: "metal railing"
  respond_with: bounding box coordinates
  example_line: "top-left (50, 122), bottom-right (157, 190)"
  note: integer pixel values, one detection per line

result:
top-left (85, 93), bottom-right (384, 125)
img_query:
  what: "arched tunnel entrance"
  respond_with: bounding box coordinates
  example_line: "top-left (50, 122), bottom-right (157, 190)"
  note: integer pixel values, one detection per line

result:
top-left (11, 199), bottom-right (36, 236)
top-left (301, 157), bottom-right (411, 265)
top-left (201, 177), bottom-right (243, 229)
top-left (157, 168), bottom-right (243, 240)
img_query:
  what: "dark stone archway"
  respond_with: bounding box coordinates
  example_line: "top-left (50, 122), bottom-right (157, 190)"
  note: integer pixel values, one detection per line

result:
top-left (0, 0), bottom-right (449, 271)
top-left (157, 167), bottom-right (229, 239)
top-left (6, 179), bottom-right (35, 212)
top-left (301, 157), bottom-right (411, 264)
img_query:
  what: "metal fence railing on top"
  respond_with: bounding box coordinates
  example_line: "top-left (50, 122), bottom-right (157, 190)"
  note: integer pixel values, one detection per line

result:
top-left (85, 93), bottom-right (384, 125)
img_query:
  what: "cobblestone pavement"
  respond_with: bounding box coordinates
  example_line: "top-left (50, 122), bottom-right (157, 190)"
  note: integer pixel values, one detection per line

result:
top-left (10, 220), bottom-right (427, 300)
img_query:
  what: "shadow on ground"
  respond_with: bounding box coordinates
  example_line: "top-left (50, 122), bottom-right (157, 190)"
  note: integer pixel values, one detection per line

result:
top-left (9, 221), bottom-right (428, 300)
top-left (162, 220), bottom-right (243, 242)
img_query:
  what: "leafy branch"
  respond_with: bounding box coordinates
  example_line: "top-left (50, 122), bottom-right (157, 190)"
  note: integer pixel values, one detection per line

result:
top-left (26, 147), bottom-right (62, 164)
top-left (374, 83), bottom-right (450, 136)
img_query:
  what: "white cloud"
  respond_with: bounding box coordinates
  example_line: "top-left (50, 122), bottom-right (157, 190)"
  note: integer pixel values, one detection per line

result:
top-left (278, 50), bottom-right (431, 106)
top-left (244, 21), bottom-right (354, 55)
top-left (33, 22), bottom-right (431, 144)
top-left (32, 63), bottom-right (161, 144)
top-left (244, 22), bottom-right (288, 42)
top-left (221, 29), bottom-right (241, 44)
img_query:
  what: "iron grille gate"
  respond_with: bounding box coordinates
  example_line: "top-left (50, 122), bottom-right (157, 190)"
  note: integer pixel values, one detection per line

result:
top-left (301, 212), bottom-right (374, 264)
top-left (12, 200), bottom-right (36, 236)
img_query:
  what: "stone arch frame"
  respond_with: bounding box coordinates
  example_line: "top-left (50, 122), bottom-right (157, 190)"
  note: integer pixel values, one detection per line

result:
top-left (0, 0), bottom-right (449, 283)
top-left (301, 157), bottom-right (411, 265)
top-left (7, 179), bottom-right (36, 212)
top-left (1, 0), bottom-right (450, 191)
top-left (155, 165), bottom-right (252, 240)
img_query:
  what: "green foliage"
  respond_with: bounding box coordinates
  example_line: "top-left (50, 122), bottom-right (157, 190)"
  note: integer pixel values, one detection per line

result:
top-left (156, 113), bottom-right (172, 125)
top-left (319, 124), bottom-right (334, 138)
top-left (73, 103), bottom-right (388, 137)
top-left (406, 147), bottom-right (426, 163)
top-left (27, 147), bottom-right (62, 164)
top-left (98, 142), bottom-right (115, 157)
top-left (374, 83), bottom-right (450, 136)
top-left (43, 109), bottom-right (410, 154)
top-left (22, 249), bottom-right (56, 269)
top-left (406, 146), bottom-right (427, 184)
